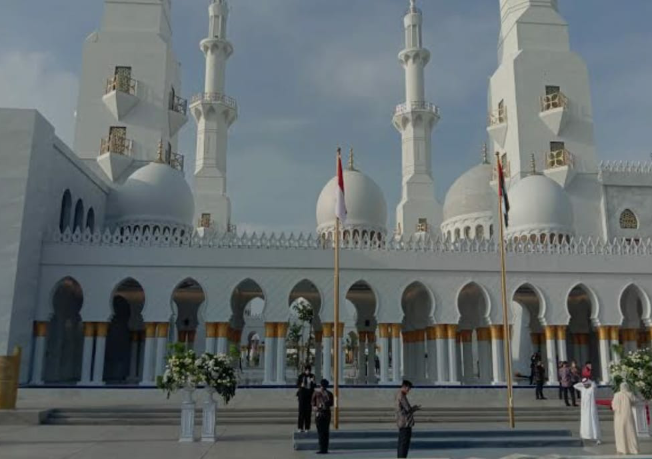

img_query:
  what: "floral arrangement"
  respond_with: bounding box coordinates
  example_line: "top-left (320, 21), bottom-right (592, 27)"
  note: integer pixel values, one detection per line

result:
top-left (610, 347), bottom-right (652, 400)
top-left (157, 343), bottom-right (202, 399)
top-left (196, 352), bottom-right (238, 404)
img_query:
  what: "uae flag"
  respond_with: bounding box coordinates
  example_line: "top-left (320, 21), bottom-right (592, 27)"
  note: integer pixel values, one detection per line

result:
top-left (335, 150), bottom-right (347, 223)
top-left (497, 158), bottom-right (510, 227)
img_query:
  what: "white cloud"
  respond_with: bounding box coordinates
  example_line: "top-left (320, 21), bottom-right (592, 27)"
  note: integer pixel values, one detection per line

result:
top-left (0, 50), bottom-right (78, 145)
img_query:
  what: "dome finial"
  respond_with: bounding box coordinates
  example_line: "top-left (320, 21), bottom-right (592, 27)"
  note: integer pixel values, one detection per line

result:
top-left (530, 153), bottom-right (537, 175)
top-left (482, 143), bottom-right (489, 164)
top-left (348, 147), bottom-right (355, 171)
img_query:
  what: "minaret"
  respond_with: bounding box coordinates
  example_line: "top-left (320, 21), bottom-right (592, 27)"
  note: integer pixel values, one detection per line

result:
top-left (190, 0), bottom-right (237, 234)
top-left (392, 0), bottom-right (442, 238)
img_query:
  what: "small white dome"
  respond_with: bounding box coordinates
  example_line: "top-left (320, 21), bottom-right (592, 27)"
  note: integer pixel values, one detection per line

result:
top-left (443, 163), bottom-right (494, 222)
top-left (316, 168), bottom-right (387, 236)
top-left (507, 174), bottom-right (573, 238)
top-left (108, 162), bottom-right (195, 230)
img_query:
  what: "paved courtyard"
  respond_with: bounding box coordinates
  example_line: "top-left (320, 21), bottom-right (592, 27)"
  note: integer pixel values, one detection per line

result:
top-left (1, 421), bottom-right (651, 459)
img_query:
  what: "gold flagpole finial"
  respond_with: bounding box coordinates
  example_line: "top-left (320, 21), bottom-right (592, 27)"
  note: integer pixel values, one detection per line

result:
top-left (348, 148), bottom-right (355, 170)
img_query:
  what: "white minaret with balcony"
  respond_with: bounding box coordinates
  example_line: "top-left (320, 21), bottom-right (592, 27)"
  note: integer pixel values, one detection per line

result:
top-left (190, 0), bottom-right (237, 234)
top-left (487, 0), bottom-right (598, 187)
top-left (393, 0), bottom-right (442, 239)
top-left (73, 0), bottom-right (187, 182)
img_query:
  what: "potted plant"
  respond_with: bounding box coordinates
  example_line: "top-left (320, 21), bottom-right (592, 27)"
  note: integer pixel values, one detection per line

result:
top-left (157, 343), bottom-right (202, 442)
top-left (610, 347), bottom-right (652, 437)
top-left (196, 352), bottom-right (238, 442)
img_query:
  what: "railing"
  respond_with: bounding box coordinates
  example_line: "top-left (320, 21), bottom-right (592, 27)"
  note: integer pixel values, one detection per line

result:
top-left (416, 223), bottom-right (429, 233)
top-left (169, 94), bottom-right (188, 116)
top-left (394, 101), bottom-right (439, 117)
top-left (156, 140), bottom-right (184, 171)
top-left (487, 106), bottom-right (507, 126)
top-left (540, 91), bottom-right (568, 112)
top-left (100, 136), bottom-right (133, 155)
top-left (546, 149), bottom-right (573, 169)
top-left (191, 92), bottom-right (238, 110)
top-left (105, 76), bottom-right (137, 96)
top-left (199, 214), bottom-right (212, 229)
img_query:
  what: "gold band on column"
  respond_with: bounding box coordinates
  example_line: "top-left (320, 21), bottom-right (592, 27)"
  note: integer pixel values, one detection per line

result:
top-left (596, 326), bottom-right (609, 341)
top-left (145, 322), bottom-right (157, 338)
top-left (609, 326), bottom-right (620, 342)
top-left (216, 322), bottom-right (230, 338)
top-left (446, 324), bottom-right (458, 340)
top-left (276, 323), bottom-right (288, 338)
top-left (391, 324), bottom-right (401, 339)
top-left (96, 322), bottom-right (109, 338)
top-left (156, 323), bottom-right (169, 338)
top-left (206, 323), bottom-right (217, 338)
top-left (264, 322), bottom-right (276, 338)
top-left (460, 330), bottom-right (473, 343)
top-left (556, 326), bottom-right (567, 341)
top-left (544, 325), bottom-right (557, 341)
top-left (33, 321), bottom-right (48, 337)
top-left (476, 327), bottom-right (491, 341)
top-left (83, 322), bottom-right (96, 338)
top-left (434, 324), bottom-right (447, 340)
top-left (359, 331), bottom-right (367, 343)
top-left (314, 330), bottom-right (323, 342)
top-left (378, 324), bottom-right (390, 339)
top-left (413, 330), bottom-right (424, 343)
top-left (490, 325), bottom-right (504, 341)
top-left (337, 322), bottom-right (345, 336)
top-left (323, 323), bottom-right (333, 338)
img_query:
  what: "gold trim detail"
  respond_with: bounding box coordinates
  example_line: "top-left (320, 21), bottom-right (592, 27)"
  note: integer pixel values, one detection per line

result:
top-left (33, 321), bottom-right (48, 337)
top-left (490, 325), bottom-right (504, 341)
top-left (322, 323), bottom-right (333, 338)
top-left (96, 323), bottom-right (110, 338)
top-left (145, 323), bottom-right (157, 338)
top-left (476, 328), bottom-right (491, 341)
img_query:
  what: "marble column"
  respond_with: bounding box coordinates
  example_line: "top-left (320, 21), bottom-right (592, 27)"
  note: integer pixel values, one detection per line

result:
top-left (216, 322), bottom-right (230, 355)
top-left (314, 330), bottom-right (323, 381)
top-left (413, 330), bottom-right (425, 384)
top-left (128, 330), bottom-right (141, 381)
top-left (402, 331), bottom-right (412, 380)
top-left (357, 331), bottom-right (367, 384)
top-left (155, 323), bottom-right (169, 379)
top-left (263, 323), bottom-right (277, 385)
top-left (276, 322), bottom-right (288, 384)
top-left (610, 326), bottom-right (621, 363)
top-left (490, 325), bottom-right (505, 385)
top-left (391, 324), bottom-right (402, 382)
top-left (460, 330), bottom-right (474, 384)
top-left (205, 323), bottom-right (217, 355)
top-left (337, 323), bottom-right (345, 384)
top-left (91, 322), bottom-right (108, 385)
top-left (426, 326), bottom-right (438, 383)
top-left (597, 326), bottom-right (611, 384)
top-left (367, 332), bottom-right (377, 385)
top-left (378, 325), bottom-right (390, 385)
top-left (79, 322), bottom-right (95, 385)
top-left (544, 326), bottom-right (558, 385)
top-left (31, 321), bottom-right (48, 385)
top-left (477, 328), bottom-right (492, 384)
top-left (322, 323), bottom-right (333, 383)
top-left (556, 326), bottom-right (568, 362)
top-left (622, 329), bottom-right (638, 353)
top-left (435, 325), bottom-right (448, 384)
top-left (447, 325), bottom-right (460, 384)
top-left (140, 323), bottom-right (157, 385)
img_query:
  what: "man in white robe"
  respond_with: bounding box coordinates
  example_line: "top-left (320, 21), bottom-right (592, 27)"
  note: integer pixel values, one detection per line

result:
top-left (574, 378), bottom-right (601, 445)
top-left (612, 382), bottom-right (639, 455)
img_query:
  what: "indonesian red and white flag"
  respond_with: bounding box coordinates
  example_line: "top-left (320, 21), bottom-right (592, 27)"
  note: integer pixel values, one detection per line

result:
top-left (335, 149), bottom-right (347, 223)
top-left (497, 157), bottom-right (510, 227)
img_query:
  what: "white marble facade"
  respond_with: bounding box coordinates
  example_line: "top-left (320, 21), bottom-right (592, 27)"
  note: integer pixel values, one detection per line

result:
top-left (1, 0), bottom-right (652, 388)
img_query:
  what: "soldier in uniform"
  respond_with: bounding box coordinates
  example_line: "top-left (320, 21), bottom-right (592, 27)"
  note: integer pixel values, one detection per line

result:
top-left (312, 378), bottom-right (334, 455)
top-left (296, 365), bottom-right (316, 432)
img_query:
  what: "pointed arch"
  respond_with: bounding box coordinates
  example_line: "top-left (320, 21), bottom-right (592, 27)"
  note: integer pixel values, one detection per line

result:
top-left (59, 190), bottom-right (72, 232)
top-left (619, 209), bottom-right (638, 229)
top-left (456, 281), bottom-right (490, 328)
top-left (86, 208), bottom-right (95, 232)
top-left (73, 199), bottom-right (84, 232)
top-left (619, 283), bottom-right (650, 327)
top-left (288, 279), bottom-right (323, 312)
top-left (400, 281), bottom-right (434, 330)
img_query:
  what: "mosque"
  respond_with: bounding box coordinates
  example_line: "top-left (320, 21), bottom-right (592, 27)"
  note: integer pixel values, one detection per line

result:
top-left (1, 0), bottom-right (651, 390)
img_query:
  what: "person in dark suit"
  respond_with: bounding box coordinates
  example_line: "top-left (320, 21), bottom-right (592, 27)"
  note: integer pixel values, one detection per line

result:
top-left (296, 365), bottom-right (316, 432)
top-left (534, 361), bottom-right (547, 400)
top-left (396, 380), bottom-right (421, 458)
top-left (312, 379), bottom-right (334, 455)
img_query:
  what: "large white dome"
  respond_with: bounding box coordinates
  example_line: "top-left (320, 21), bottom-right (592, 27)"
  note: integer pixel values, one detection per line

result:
top-left (316, 168), bottom-right (387, 236)
top-left (507, 174), bottom-right (573, 239)
top-left (107, 162), bottom-right (195, 230)
top-left (443, 163), bottom-right (494, 222)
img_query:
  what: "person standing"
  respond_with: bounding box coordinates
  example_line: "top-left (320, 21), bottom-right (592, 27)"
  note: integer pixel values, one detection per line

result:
top-left (312, 379), bottom-right (334, 455)
top-left (296, 365), bottom-right (316, 433)
top-left (570, 361), bottom-right (581, 400)
top-left (559, 362), bottom-right (577, 407)
top-left (574, 378), bottom-right (601, 445)
top-left (612, 382), bottom-right (639, 455)
top-left (396, 380), bottom-right (421, 458)
top-left (534, 361), bottom-right (547, 400)
top-left (529, 352), bottom-right (540, 385)
top-left (582, 361), bottom-right (592, 380)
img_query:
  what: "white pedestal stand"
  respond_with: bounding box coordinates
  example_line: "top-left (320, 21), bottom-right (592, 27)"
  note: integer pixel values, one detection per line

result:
top-left (633, 401), bottom-right (650, 438)
top-left (201, 387), bottom-right (217, 442)
top-left (179, 387), bottom-right (196, 442)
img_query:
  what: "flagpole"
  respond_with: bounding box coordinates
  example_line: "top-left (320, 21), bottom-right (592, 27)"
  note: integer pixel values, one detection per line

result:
top-left (496, 152), bottom-right (515, 429)
top-left (333, 150), bottom-right (341, 430)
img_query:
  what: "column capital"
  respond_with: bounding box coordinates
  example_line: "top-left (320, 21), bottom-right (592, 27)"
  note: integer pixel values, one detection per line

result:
top-left (459, 330), bottom-right (473, 342)
top-left (391, 324), bottom-right (402, 338)
top-left (216, 322), bottom-right (230, 338)
top-left (96, 322), bottom-right (110, 338)
top-left (609, 326), bottom-right (620, 342)
top-left (556, 325), bottom-right (567, 341)
top-left (434, 324), bottom-right (447, 340)
top-left (264, 322), bottom-right (277, 338)
top-left (596, 326), bottom-right (610, 341)
top-left (490, 325), bottom-right (504, 341)
top-left (476, 327), bottom-right (491, 341)
top-left (337, 322), bottom-right (345, 336)
top-left (83, 322), bottom-right (96, 338)
top-left (413, 330), bottom-right (424, 343)
top-left (145, 322), bottom-right (157, 338)
top-left (544, 325), bottom-right (557, 341)
top-left (33, 321), bottom-right (48, 337)
top-left (378, 324), bottom-right (390, 339)
top-left (445, 324), bottom-right (458, 340)
top-left (322, 323), bottom-right (333, 337)
top-left (156, 323), bottom-right (169, 338)
top-left (276, 322), bottom-right (288, 338)
top-left (206, 322), bottom-right (217, 338)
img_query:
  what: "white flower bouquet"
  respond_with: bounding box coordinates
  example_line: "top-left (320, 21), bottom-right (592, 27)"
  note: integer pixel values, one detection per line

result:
top-left (610, 347), bottom-right (652, 400)
top-left (196, 352), bottom-right (238, 404)
top-left (157, 343), bottom-right (202, 398)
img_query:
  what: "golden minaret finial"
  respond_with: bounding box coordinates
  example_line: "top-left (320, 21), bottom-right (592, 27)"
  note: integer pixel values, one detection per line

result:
top-left (348, 148), bottom-right (355, 170)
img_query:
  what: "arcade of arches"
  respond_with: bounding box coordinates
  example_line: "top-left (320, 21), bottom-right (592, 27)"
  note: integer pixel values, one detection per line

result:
top-left (30, 277), bottom-right (652, 386)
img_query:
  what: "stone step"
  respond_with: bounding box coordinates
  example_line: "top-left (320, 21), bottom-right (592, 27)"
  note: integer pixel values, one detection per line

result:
top-left (294, 429), bottom-right (573, 439)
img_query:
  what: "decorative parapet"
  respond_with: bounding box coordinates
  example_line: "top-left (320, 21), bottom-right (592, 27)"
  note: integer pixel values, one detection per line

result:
top-left (46, 226), bottom-right (652, 257)
top-left (599, 161), bottom-right (652, 186)
top-left (191, 92), bottom-right (238, 110)
top-left (394, 101), bottom-right (439, 117)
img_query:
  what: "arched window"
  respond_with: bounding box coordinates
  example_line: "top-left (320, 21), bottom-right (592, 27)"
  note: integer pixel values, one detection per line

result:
top-left (454, 228), bottom-right (460, 241)
top-left (464, 226), bottom-right (471, 239)
top-left (619, 209), bottom-right (638, 229)
top-left (475, 225), bottom-right (484, 240)
top-left (59, 190), bottom-right (72, 232)
top-left (86, 208), bottom-right (95, 232)
top-left (73, 200), bottom-right (84, 231)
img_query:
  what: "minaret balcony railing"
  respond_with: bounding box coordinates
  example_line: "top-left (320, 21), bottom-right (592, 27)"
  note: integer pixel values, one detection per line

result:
top-left (191, 92), bottom-right (238, 110)
top-left (487, 107), bottom-right (507, 126)
top-left (416, 222), bottom-right (429, 233)
top-left (394, 101), bottom-right (439, 117)
top-left (105, 75), bottom-right (137, 96)
top-left (157, 141), bottom-right (185, 172)
top-left (545, 149), bottom-right (573, 170)
top-left (169, 95), bottom-right (188, 116)
top-left (100, 136), bottom-right (133, 156)
top-left (540, 91), bottom-right (568, 112)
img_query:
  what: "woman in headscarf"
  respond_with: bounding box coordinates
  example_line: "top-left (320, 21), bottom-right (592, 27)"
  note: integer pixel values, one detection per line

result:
top-left (611, 382), bottom-right (639, 455)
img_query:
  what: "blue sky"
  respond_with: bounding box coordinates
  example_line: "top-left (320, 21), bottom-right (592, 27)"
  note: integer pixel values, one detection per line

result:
top-left (1, 0), bottom-right (651, 234)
